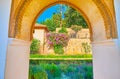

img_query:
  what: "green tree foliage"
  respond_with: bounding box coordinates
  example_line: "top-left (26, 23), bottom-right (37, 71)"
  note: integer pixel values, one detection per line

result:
top-left (40, 5), bottom-right (88, 31)
top-left (64, 6), bottom-right (88, 28)
top-left (41, 13), bottom-right (62, 32)
top-left (71, 25), bottom-right (82, 33)
top-left (29, 65), bottom-right (48, 79)
top-left (30, 39), bottom-right (40, 54)
top-left (71, 25), bottom-right (82, 38)
top-left (52, 13), bottom-right (62, 27)
top-left (58, 27), bottom-right (68, 33)
top-left (40, 18), bottom-right (56, 32)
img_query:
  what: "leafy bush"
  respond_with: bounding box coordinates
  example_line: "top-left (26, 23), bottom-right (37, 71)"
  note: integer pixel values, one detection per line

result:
top-left (82, 42), bottom-right (91, 53)
top-left (82, 64), bottom-right (93, 79)
top-left (30, 39), bottom-right (40, 54)
top-left (70, 25), bottom-right (82, 38)
top-left (71, 25), bottom-right (82, 33)
top-left (58, 27), bottom-right (68, 33)
top-left (46, 33), bottom-right (69, 54)
top-left (67, 65), bottom-right (76, 72)
top-left (42, 63), bottom-right (61, 79)
top-left (29, 60), bottom-right (93, 79)
top-left (29, 65), bottom-right (48, 79)
top-left (54, 44), bottom-right (64, 54)
top-left (59, 63), bottom-right (68, 73)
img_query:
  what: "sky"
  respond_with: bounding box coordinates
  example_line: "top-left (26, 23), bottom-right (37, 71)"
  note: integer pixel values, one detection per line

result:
top-left (36, 4), bottom-right (66, 23)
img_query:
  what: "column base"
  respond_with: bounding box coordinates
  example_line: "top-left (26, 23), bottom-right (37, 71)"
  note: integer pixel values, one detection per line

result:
top-left (5, 38), bottom-right (30, 79)
top-left (92, 39), bottom-right (120, 79)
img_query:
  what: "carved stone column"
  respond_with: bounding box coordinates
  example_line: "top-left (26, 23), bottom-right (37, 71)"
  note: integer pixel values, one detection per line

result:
top-left (92, 39), bottom-right (120, 79)
top-left (5, 38), bottom-right (30, 79)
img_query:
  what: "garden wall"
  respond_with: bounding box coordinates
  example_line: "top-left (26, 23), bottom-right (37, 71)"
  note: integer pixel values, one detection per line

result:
top-left (44, 39), bottom-right (92, 55)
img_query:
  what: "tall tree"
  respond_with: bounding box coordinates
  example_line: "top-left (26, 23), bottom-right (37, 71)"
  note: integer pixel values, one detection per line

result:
top-left (41, 4), bottom-right (66, 32)
top-left (40, 5), bottom-right (88, 32)
top-left (41, 18), bottom-right (56, 32)
top-left (64, 6), bottom-right (88, 28)
top-left (52, 13), bottom-right (61, 28)
top-left (41, 13), bottom-right (62, 32)
top-left (57, 4), bottom-right (66, 27)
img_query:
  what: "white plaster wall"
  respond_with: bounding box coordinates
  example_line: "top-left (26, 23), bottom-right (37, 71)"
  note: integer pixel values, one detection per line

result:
top-left (114, 0), bottom-right (120, 50)
top-left (92, 40), bottom-right (120, 79)
top-left (0, 0), bottom-right (11, 79)
top-left (33, 29), bottom-right (44, 44)
top-left (5, 38), bottom-right (30, 79)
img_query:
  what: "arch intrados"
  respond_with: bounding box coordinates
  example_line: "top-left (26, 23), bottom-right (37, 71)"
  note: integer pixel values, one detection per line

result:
top-left (30, 1), bottom-right (93, 41)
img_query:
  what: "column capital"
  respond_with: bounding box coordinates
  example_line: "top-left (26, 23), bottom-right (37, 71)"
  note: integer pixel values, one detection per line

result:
top-left (91, 39), bottom-right (117, 46)
top-left (8, 38), bottom-right (31, 46)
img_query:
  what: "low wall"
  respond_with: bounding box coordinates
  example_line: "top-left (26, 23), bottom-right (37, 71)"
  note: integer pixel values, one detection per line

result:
top-left (44, 38), bottom-right (92, 55)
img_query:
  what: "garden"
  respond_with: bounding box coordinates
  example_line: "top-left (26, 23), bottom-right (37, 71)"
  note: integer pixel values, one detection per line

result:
top-left (29, 60), bottom-right (93, 79)
top-left (29, 4), bottom-right (93, 79)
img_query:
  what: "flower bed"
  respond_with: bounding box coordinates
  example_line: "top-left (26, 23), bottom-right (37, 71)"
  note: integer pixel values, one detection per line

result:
top-left (29, 60), bottom-right (93, 79)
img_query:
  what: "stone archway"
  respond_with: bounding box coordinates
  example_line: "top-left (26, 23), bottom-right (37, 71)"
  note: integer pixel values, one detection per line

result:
top-left (5, 0), bottom-right (120, 79)
top-left (9, 0), bottom-right (117, 41)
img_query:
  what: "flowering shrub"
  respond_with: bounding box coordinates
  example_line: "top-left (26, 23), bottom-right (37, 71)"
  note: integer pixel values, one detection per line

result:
top-left (46, 33), bottom-right (69, 47)
top-left (46, 32), bottom-right (69, 54)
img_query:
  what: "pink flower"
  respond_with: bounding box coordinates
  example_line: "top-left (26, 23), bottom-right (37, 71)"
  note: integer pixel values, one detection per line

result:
top-left (46, 33), bottom-right (69, 47)
top-left (46, 33), bottom-right (50, 37)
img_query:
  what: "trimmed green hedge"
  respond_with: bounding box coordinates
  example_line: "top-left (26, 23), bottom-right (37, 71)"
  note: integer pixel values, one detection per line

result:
top-left (30, 54), bottom-right (92, 59)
